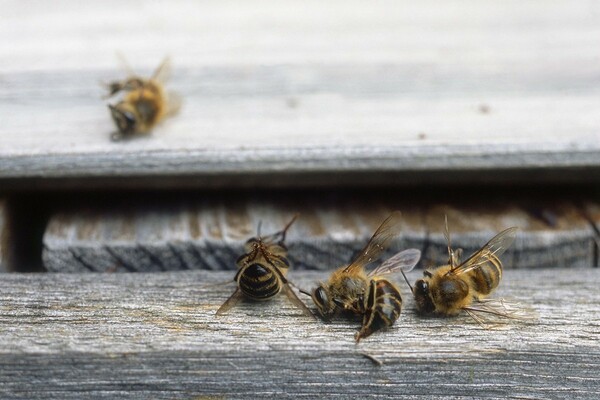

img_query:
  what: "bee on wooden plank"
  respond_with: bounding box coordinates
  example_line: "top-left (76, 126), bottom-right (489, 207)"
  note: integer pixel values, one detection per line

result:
top-left (216, 215), bottom-right (313, 318)
top-left (409, 217), bottom-right (521, 324)
top-left (302, 212), bottom-right (421, 342)
top-left (104, 56), bottom-right (181, 141)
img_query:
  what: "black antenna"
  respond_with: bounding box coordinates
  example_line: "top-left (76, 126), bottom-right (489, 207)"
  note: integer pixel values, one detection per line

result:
top-left (445, 215), bottom-right (451, 260)
top-left (288, 280), bottom-right (311, 297)
top-left (445, 214), bottom-right (458, 270)
top-left (400, 270), bottom-right (414, 294)
top-left (279, 213), bottom-right (299, 242)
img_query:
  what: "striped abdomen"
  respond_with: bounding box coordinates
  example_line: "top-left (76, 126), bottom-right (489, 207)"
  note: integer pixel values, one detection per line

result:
top-left (237, 263), bottom-right (282, 300)
top-left (356, 279), bottom-right (402, 342)
top-left (469, 254), bottom-right (503, 296)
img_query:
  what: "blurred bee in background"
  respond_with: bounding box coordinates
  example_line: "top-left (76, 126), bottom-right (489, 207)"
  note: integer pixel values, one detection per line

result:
top-left (302, 212), bottom-right (421, 342)
top-left (216, 215), bottom-right (313, 318)
top-left (104, 56), bottom-right (181, 141)
top-left (408, 217), bottom-right (519, 324)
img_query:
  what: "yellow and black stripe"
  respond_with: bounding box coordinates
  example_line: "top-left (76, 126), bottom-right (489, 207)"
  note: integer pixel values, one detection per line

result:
top-left (237, 263), bottom-right (282, 300)
top-left (356, 279), bottom-right (402, 342)
top-left (469, 254), bottom-right (502, 296)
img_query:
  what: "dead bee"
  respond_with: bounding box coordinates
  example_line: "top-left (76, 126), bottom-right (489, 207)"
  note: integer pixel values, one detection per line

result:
top-left (105, 57), bottom-right (181, 141)
top-left (302, 212), bottom-right (421, 342)
top-left (216, 215), bottom-right (313, 318)
top-left (409, 217), bottom-right (518, 323)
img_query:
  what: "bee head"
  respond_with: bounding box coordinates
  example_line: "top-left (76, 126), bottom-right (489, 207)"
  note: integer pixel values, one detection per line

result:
top-left (242, 237), bottom-right (263, 254)
top-left (414, 278), bottom-right (436, 314)
top-left (109, 103), bottom-right (138, 138)
top-left (311, 285), bottom-right (335, 319)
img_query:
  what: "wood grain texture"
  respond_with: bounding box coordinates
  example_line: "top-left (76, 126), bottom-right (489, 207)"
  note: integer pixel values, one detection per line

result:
top-left (1, 1), bottom-right (600, 188)
top-left (0, 268), bottom-right (599, 399)
top-left (42, 196), bottom-right (598, 272)
top-left (582, 201), bottom-right (600, 267)
top-left (423, 202), bottom-right (597, 270)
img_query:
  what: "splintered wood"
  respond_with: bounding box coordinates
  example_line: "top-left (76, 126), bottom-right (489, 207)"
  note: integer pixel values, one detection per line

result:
top-left (42, 196), bottom-right (599, 272)
top-left (0, 269), bottom-right (599, 399)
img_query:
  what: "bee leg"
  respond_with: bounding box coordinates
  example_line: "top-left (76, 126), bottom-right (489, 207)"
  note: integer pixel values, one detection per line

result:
top-left (101, 79), bottom-right (128, 99)
top-left (355, 280), bottom-right (378, 343)
top-left (216, 288), bottom-right (244, 316)
top-left (355, 279), bottom-right (402, 343)
top-left (355, 315), bottom-right (377, 343)
top-left (463, 308), bottom-right (487, 328)
top-left (110, 131), bottom-right (124, 142)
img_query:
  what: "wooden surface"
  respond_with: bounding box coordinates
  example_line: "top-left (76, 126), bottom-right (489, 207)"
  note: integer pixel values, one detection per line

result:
top-left (0, 268), bottom-right (599, 399)
top-left (42, 195), bottom-right (599, 272)
top-left (1, 0), bottom-right (600, 188)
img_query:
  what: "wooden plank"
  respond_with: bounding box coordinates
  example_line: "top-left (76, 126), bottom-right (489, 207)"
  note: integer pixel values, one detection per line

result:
top-left (423, 201), bottom-right (596, 269)
top-left (0, 268), bottom-right (599, 399)
top-left (581, 201), bottom-right (600, 267)
top-left (42, 196), bottom-right (596, 272)
top-left (42, 196), bottom-right (424, 272)
top-left (1, 1), bottom-right (600, 188)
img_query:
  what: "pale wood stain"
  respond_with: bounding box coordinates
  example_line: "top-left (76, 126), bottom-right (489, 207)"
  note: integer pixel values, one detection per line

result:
top-left (1, 1), bottom-right (599, 188)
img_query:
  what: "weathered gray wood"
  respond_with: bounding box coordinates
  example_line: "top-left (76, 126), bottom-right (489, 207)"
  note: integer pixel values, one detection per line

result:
top-left (42, 197), bottom-right (598, 272)
top-left (423, 202), bottom-right (596, 269)
top-left (0, 268), bottom-right (599, 399)
top-left (582, 201), bottom-right (600, 267)
top-left (0, 199), bottom-right (9, 272)
top-left (42, 197), bottom-right (424, 272)
top-left (1, 1), bottom-right (600, 188)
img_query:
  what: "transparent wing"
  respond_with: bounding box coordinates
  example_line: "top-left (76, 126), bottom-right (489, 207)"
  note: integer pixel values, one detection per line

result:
top-left (152, 57), bottom-right (172, 83)
top-left (343, 211), bottom-right (403, 274)
top-left (200, 279), bottom-right (235, 289)
top-left (282, 284), bottom-right (316, 319)
top-left (165, 91), bottom-right (183, 117)
top-left (368, 248), bottom-right (421, 277)
top-left (447, 227), bottom-right (518, 276)
top-left (463, 298), bottom-right (538, 327)
top-left (215, 288), bottom-right (243, 316)
top-left (116, 51), bottom-right (136, 77)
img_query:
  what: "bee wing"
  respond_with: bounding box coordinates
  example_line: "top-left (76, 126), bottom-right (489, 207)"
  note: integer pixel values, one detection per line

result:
top-left (368, 248), bottom-right (421, 277)
top-left (343, 211), bottom-right (403, 274)
top-left (165, 91), bottom-right (183, 117)
top-left (447, 227), bottom-right (518, 276)
top-left (282, 284), bottom-right (316, 319)
top-left (116, 51), bottom-right (136, 77)
top-left (463, 298), bottom-right (538, 327)
top-left (215, 288), bottom-right (244, 316)
top-left (200, 279), bottom-right (235, 289)
top-left (152, 57), bottom-right (172, 83)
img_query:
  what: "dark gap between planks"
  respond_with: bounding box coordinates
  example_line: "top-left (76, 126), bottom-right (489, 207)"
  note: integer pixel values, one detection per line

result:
top-left (1, 184), bottom-right (599, 272)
